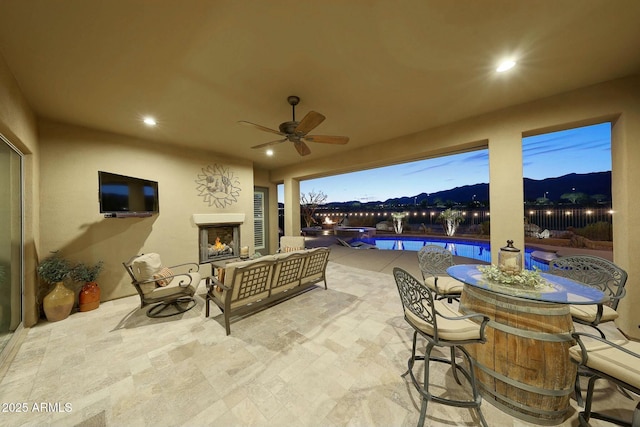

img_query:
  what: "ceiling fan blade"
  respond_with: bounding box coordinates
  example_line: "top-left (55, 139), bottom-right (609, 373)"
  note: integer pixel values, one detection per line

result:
top-left (238, 120), bottom-right (285, 136)
top-left (251, 138), bottom-right (287, 149)
top-left (294, 140), bottom-right (311, 156)
top-left (295, 111), bottom-right (325, 135)
top-left (304, 135), bottom-right (349, 145)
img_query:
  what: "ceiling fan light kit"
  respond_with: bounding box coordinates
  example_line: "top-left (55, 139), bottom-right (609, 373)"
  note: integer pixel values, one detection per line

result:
top-left (240, 95), bottom-right (349, 156)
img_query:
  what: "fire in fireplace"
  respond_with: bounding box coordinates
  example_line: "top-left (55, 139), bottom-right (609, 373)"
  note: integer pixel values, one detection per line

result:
top-left (199, 224), bottom-right (240, 263)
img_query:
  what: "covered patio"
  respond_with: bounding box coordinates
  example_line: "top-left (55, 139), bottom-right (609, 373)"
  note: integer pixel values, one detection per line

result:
top-left (0, 245), bottom-right (630, 426)
top-left (0, 2), bottom-right (639, 425)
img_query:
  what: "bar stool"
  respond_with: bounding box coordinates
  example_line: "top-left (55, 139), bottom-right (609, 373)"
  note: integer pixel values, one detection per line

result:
top-left (392, 267), bottom-right (490, 427)
top-left (417, 245), bottom-right (464, 303)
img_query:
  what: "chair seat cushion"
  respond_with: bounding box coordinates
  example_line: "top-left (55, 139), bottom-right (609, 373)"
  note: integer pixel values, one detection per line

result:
top-left (405, 299), bottom-right (481, 341)
top-left (424, 275), bottom-right (464, 295)
top-left (569, 339), bottom-right (640, 389)
top-left (146, 283), bottom-right (195, 303)
top-left (570, 304), bottom-right (618, 323)
top-left (145, 272), bottom-right (200, 298)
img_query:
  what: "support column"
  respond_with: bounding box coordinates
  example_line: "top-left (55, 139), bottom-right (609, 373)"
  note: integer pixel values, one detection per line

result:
top-left (283, 177), bottom-right (301, 237)
top-left (612, 108), bottom-right (640, 339)
top-left (488, 131), bottom-right (525, 263)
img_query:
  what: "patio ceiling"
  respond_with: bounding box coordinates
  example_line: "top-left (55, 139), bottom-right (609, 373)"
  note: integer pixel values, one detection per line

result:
top-left (0, 1), bottom-right (639, 170)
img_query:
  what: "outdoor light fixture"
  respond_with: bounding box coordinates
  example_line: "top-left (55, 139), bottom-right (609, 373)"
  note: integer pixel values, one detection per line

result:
top-left (497, 60), bottom-right (516, 72)
top-left (143, 116), bottom-right (157, 126)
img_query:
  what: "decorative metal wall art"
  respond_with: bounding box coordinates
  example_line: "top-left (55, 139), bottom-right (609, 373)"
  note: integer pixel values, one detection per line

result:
top-left (195, 164), bottom-right (241, 208)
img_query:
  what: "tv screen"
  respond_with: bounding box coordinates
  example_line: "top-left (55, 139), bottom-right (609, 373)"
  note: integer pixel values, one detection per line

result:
top-left (98, 171), bottom-right (159, 214)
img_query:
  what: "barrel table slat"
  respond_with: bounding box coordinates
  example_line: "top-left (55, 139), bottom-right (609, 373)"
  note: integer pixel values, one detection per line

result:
top-left (460, 284), bottom-right (577, 425)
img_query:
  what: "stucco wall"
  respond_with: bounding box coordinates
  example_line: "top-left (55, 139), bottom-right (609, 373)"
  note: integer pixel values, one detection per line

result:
top-left (38, 120), bottom-right (256, 302)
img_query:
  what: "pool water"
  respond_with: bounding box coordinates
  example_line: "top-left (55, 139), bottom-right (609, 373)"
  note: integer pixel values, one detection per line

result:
top-left (354, 236), bottom-right (549, 270)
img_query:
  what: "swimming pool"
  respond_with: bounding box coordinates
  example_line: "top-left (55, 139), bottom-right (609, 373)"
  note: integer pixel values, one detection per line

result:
top-left (354, 236), bottom-right (549, 270)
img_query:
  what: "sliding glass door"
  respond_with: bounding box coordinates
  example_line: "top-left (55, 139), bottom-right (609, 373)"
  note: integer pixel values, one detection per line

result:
top-left (0, 134), bottom-right (22, 353)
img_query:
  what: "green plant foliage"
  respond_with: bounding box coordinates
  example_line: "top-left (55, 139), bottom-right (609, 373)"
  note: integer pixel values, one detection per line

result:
top-left (478, 264), bottom-right (546, 289)
top-left (37, 253), bottom-right (71, 284)
top-left (71, 261), bottom-right (104, 282)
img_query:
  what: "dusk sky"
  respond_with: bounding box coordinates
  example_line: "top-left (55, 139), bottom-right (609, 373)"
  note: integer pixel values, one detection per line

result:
top-left (279, 122), bottom-right (611, 203)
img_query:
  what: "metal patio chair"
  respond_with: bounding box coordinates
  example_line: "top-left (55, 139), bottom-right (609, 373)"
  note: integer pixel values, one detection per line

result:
top-left (123, 253), bottom-right (201, 318)
top-left (548, 255), bottom-right (629, 406)
top-left (569, 332), bottom-right (640, 427)
top-left (547, 255), bottom-right (627, 338)
top-left (393, 267), bottom-right (490, 427)
top-left (417, 244), bottom-right (464, 302)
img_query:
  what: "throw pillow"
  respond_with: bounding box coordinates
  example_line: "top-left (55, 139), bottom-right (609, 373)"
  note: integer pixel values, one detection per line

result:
top-left (153, 267), bottom-right (174, 287)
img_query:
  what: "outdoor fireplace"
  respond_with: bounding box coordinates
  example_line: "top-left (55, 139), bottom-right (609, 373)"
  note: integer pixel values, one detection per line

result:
top-left (193, 213), bottom-right (245, 264)
top-left (199, 224), bottom-right (240, 263)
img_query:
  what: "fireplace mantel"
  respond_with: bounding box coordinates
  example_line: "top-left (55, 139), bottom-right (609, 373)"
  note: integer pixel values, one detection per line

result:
top-left (193, 213), bottom-right (245, 225)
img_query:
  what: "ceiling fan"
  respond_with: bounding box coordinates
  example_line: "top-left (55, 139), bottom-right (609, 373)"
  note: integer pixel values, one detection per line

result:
top-left (239, 95), bottom-right (349, 156)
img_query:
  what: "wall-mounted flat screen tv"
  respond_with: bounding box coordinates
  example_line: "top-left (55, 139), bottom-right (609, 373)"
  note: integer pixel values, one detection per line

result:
top-left (98, 171), bottom-right (159, 215)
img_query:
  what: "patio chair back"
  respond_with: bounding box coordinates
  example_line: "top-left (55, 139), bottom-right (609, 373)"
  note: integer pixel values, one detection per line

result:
top-left (417, 244), bottom-right (463, 302)
top-left (548, 254), bottom-right (627, 340)
top-left (417, 244), bottom-right (455, 276)
top-left (548, 255), bottom-right (627, 310)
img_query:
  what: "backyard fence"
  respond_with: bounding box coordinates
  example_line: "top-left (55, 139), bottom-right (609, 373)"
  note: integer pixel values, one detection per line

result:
top-left (297, 206), bottom-right (614, 238)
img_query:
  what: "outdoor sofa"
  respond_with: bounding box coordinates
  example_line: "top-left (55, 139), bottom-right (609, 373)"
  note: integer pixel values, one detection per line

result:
top-left (205, 247), bottom-right (330, 335)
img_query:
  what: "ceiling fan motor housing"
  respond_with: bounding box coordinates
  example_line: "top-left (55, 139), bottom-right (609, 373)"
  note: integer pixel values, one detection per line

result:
top-left (279, 121), bottom-right (300, 135)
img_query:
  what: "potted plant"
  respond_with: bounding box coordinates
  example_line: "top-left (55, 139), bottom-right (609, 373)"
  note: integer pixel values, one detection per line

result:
top-left (37, 252), bottom-right (74, 322)
top-left (71, 261), bottom-right (104, 312)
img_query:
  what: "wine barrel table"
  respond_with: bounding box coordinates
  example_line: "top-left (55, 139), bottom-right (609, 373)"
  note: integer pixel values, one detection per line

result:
top-left (447, 265), bottom-right (608, 425)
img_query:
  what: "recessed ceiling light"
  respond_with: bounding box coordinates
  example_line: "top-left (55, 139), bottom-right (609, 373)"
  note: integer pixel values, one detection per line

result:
top-left (143, 116), bottom-right (157, 126)
top-left (266, 149), bottom-right (274, 156)
top-left (496, 60), bottom-right (516, 72)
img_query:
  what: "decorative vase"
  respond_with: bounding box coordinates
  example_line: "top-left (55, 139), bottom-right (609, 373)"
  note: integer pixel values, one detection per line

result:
top-left (79, 281), bottom-right (101, 312)
top-left (43, 282), bottom-right (74, 322)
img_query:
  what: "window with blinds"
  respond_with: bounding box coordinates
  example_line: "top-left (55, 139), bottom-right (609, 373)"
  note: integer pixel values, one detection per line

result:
top-left (254, 190), bottom-right (266, 251)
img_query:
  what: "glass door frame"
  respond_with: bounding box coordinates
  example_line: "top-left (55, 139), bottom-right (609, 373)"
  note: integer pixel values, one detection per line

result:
top-left (0, 132), bottom-right (24, 361)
